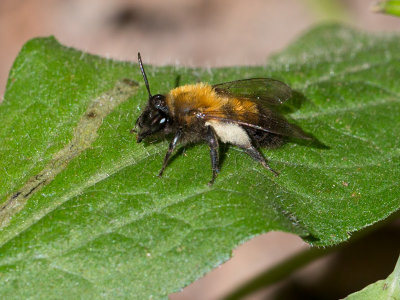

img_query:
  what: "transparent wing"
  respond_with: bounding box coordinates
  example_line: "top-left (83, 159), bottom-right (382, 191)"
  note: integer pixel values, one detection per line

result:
top-left (202, 110), bottom-right (310, 140)
top-left (212, 78), bottom-right (292, 107)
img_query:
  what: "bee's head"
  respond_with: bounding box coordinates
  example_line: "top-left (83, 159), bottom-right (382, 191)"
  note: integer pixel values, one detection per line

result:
top-left (134, 53), bottom-right (170, 143)
top-left (135, 94), bottom-right (169, 142)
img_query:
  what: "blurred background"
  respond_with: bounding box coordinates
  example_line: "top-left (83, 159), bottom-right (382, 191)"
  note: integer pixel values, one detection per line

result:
top-left (1, 0), bottom-right (399, 299)
top-left (1, 0), bottom-right (400, 98)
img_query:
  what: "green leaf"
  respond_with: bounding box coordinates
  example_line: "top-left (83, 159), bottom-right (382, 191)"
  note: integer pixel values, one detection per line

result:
top-left (0, 24), bottom-right (399, 298)
top-left (372, 0), bottom-right (400, 17)
top-left (344, 255), bottom-right (400, 299)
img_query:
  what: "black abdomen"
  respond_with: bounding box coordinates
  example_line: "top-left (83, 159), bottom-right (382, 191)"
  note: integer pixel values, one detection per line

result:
top-left (245, 127), bottom-right (285, 148)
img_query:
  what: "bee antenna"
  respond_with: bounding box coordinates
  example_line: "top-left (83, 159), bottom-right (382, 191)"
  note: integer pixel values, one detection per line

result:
top-left (138, 52), bottom-right (152, 98)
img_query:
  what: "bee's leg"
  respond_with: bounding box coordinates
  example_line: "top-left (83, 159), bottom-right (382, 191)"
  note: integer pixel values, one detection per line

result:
top-left (158, 129), bottom-right (182, 177)
top-left (205, 126), bottom-right (220, 185)
top-left (243, 145), bottom-right (279, 176)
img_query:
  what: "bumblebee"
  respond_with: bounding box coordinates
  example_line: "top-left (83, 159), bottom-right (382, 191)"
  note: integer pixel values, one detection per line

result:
top-left (134, 53), bottom-right (310, 185)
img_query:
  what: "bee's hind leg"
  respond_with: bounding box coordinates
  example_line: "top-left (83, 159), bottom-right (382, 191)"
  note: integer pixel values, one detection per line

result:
top-left (242, 145), bottom-right (279, 176)
top-left (205, 126), bottom-right (220, 186)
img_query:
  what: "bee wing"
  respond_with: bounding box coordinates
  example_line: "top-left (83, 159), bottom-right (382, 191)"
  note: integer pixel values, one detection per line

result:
top-left (212, 78), bottom-right (292, 107)
top-left (202, 110), bottom-right (310, 140)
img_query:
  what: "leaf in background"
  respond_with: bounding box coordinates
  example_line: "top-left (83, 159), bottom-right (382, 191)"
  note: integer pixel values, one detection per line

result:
top-left (0, 24), bottom-right (399, 298)
top-left (372, 0), bottom-right (400, 17)
top-left (344, 255), bottom-right (400, 299)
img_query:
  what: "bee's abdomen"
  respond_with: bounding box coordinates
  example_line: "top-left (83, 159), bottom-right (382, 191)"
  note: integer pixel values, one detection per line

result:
top-left (245, 127), bottom-right (285, 148)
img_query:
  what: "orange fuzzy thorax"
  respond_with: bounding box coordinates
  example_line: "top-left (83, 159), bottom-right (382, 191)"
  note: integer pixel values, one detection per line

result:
top-left (166, 83), bottom-right (258, 125)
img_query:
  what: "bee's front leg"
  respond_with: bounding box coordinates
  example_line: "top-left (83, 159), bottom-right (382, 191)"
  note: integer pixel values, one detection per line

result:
top-left (205, 126), bottom-right (220, 186)
top-left (158, 129), bottom-right (182, 177)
